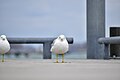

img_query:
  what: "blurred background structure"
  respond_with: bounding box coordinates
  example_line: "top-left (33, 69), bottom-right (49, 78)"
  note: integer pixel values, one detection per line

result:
top-left (110, 27), bottom-right (120, 57)
top-left (0, 0), bottom-right (120, 59)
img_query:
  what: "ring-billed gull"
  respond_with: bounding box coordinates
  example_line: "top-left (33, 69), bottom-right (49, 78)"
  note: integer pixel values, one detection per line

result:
top-left (0, 35), bottom-right (10, 62)
top-left (50, 35), bottom-right (69, 63)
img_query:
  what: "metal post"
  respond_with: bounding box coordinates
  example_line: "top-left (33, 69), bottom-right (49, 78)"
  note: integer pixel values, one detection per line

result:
top-left (104, 44), bottom-right (109, 59)
top-left (43, 42), bottom-right (52, 59)
top-left (87, 0), bottom-right (105, 59)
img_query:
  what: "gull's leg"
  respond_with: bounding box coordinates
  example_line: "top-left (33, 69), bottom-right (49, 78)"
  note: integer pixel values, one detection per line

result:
top-left (56, 54), bottom-right (58, 63)
top-left (2, 54), bottom-right (4, 62)
top-left (62, 54), bottom-right (64, 63)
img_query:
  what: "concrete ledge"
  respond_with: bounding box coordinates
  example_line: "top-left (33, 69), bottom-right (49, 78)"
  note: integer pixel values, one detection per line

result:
top-left (0, 59), bottom-right (120, 80)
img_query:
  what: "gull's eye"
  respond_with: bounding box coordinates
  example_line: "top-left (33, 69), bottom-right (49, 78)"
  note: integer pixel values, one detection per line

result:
top-left (1, 37), bottom-right (5, 41)
top-left (3, 38), bottom-right (5, 41)
top-left (59, 37), bottom-right (61, 39)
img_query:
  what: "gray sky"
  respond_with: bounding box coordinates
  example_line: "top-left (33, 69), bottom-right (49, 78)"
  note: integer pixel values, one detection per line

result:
top-left (0, 0), bottom-right (120, 43)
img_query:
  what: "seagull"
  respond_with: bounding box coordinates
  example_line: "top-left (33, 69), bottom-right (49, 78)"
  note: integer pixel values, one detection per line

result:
top-left (0, 35), bottom-right (10, 62)
top-left (50, 35), bottom-right (69, 63)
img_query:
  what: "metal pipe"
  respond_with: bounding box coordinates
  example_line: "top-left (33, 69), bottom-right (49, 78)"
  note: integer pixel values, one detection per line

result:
top-left (7, 37), bottom-right (73, 59)
top-left (8, 37), bottom-right (73, 44)
top-left (98, 37), bottom-right (120, 44)
top-left (98, 36), bottom-right (120, 59)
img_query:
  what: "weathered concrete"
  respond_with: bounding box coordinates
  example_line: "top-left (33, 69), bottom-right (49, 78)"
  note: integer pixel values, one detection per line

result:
top-left (87, 0), bottom-right (105, 59)
top-left (0, 59), bottom-right (120, 80)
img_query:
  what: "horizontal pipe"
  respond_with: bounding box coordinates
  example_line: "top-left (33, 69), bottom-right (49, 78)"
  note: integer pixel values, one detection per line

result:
top-left (98, 36), bottom-right (120, 44)
top-left (7, 37), bottom-right (73, 44)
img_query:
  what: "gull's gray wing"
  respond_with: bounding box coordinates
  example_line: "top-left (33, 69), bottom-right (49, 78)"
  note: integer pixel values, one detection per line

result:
top-left (51, 39), bottom-right (57, 46)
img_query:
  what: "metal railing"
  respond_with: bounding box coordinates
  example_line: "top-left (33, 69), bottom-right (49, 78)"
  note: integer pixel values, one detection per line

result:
top-left (98, 36), bottom-right (120, 59)
top-left (8, 37), bottom-right (73, 59)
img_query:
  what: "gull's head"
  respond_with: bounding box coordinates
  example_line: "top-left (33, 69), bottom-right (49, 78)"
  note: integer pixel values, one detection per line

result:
top-left (58, 35), bottom-right (66, 41)
top-left (0, 35), bottom-right (7, 41)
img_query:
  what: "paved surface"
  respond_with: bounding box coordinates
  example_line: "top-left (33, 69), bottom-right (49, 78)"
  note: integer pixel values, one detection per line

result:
top-left (0, 59), bottom-right (120, 80)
